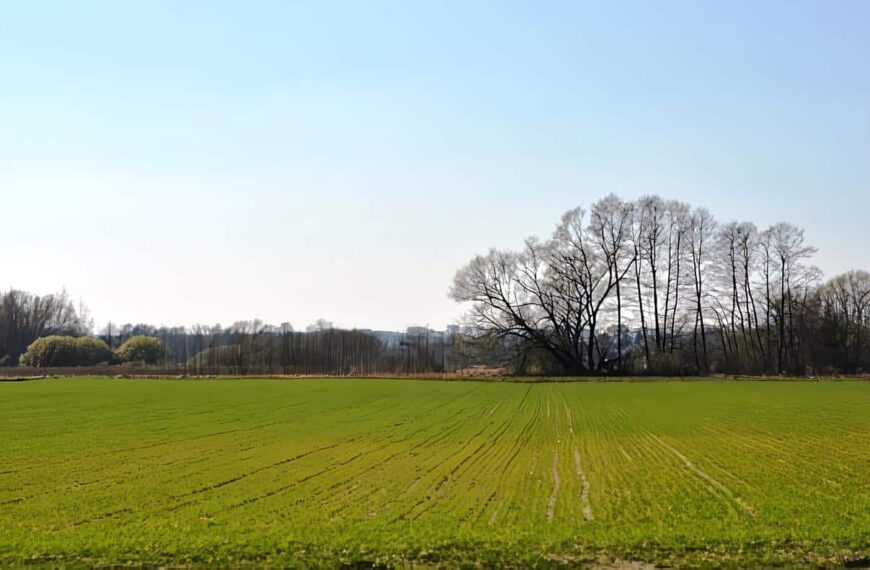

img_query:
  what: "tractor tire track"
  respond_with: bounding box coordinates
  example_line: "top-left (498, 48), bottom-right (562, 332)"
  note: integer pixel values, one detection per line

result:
top-left (546, 450), bottom-right (561, 522)
top-left (648, 432), bottom-right (755, 517)
top-left (573, 446), bottom-right (593, 521)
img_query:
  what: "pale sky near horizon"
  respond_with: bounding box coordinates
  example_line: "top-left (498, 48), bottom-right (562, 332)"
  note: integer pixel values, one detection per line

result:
top-left (1, 1), bottom-right (868, 331)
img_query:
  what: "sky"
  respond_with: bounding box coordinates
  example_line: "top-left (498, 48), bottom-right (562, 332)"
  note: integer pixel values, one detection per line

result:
top-left (1, 1), bottom-right (868, 331)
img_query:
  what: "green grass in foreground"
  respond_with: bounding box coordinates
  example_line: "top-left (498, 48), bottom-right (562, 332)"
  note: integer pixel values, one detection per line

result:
top-left (1, 378), bottom-right (868, 567)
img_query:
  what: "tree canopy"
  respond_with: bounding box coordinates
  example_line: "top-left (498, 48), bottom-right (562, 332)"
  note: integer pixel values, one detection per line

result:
top-left (115, 336), bottom-right (165, 365)
top-left (19, 336), bottom-right (113, 368)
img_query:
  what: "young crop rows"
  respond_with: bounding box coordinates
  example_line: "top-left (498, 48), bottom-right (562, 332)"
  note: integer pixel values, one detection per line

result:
top-left (1, 378), bottom-right (868, 566)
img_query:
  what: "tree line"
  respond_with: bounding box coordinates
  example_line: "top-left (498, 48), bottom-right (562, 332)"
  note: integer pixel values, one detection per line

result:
top-left (451, 194), bottom-right (869, 375)
top-left (0, 299), bottom-right (465, 374)
top-left (2, 193), bottom-right (867, 377)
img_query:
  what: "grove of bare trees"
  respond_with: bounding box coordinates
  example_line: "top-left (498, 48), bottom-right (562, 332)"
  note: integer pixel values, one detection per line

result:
top-left (451, 194), bottom-right (869, 375)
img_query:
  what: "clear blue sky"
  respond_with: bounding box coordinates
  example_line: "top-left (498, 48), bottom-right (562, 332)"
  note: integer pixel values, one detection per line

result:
top-left (1, 1), bottom-right (868, 331)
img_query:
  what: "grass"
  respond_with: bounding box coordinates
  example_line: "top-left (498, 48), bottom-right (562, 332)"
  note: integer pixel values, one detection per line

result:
top-left (1, 377), bottom-right (868, 567)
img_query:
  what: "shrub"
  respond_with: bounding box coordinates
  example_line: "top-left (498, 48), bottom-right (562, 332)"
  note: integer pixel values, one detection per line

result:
top-left (20, 336), bottom-right (113, 367)
top-left (115, 336), bottom-right (164, 365)
top-left (75, 337), bottom-right (115, 366)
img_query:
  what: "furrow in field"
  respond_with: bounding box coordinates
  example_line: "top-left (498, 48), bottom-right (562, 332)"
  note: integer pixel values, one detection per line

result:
top-left (391, 422), bottom-right (500, 522)
top-left (269, 401), bottom-right (487, 520)
top-left (322, 414), bottom-right (479, 519)
top-left (313, 419), bottom-right (474, 516)
top-left (390, 388), bottom-right (534, 523)
top-left (434, 410), bottom-right (518, 493)
top-left (476, 386), bottom-right (542, 525)
top-left (473, 490), bottom-right (498, 524)
top-left (699, 422), bottom-right (853, 495)
top-left (69, 507), bottom-right (134, 528)
top-left (218, 427), bottom-right (442, 515)
top-left (217, 451), bottom-right (369, 514)
top-left (483, 404), bottom-right (539, 525)
top-left (447, 407), bottom-right (538, 526)
top-left (755, 426), bottom-right (862, 479)
top-left (164, 394), bottom-right (469, 511)
top-left (705, 460), bottom-right (758, 494)
top-left (168, 440), bottom-right (348, 502)
top-left (8, 413), bottom-right (304, 477)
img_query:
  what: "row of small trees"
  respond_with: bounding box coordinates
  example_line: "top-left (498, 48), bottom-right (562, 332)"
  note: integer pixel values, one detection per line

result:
top-left (451, 194), bottom-right (869, 375)
top-left (19, 335), bottom-right (163, 367)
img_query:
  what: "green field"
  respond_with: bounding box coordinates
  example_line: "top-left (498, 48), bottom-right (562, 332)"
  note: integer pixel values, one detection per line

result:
top-left (1, 378), bottom-right (868, 567)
